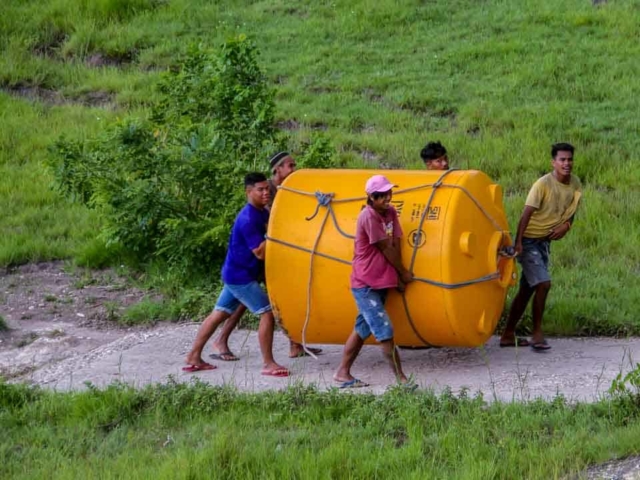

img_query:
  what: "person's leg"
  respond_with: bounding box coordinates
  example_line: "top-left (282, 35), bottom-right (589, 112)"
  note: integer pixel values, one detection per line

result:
top-left (502, 239), bottom-right (550, 346)
top-left (289, 340), bottom-right (322, 358)
top-left (211, 304), bottom-right (247, 360)
top-left (528, 239), bottom-right (552, 348)
top-left (364, 289), bottom-right (410, 383)
top-left (530, 281), bottom-right (551, 345)
top-left (185, 285), bottom-right (238, 367)
top-left (334, 292), bottom-right (371, 384)
top-left (334, 329), bottom-right (366, 383)
top-left (380, 339), bottom-right (407, 383)
top-left (227, 282), bottom-right (288, 375)
top-left (258, 310), bottom-right (289, 374)
top-left (500, 281), bottom-right (534, 345)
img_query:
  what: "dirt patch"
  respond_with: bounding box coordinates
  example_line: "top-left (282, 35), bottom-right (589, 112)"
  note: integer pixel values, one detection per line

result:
top-left (308, 85), bottom-right (339, 94)
top-left (351, 124), bottom-right (376, 134)
top-left (361, 88), bottom-right (458, 124)
top-left (275, 75), bottom-right (288, 85)
top-left (359, 148), bottom-right (379, 163)
top-left (0, 262), bottom-right (156, 379)
top-left (31, 31), bottom-right (68, 57)
top-left (361, 150), bottom-right (399, 169)
top-left (276, 119), bottom-right (328, 131)
top-left (283, 7), bottom-right (309, 17)
top-left (399, 98), bottom-right (457, 121)
top-left (2, 84), bottom-right (116, 108)
top-left (362, 87), bottom-right (385, 104)
top-left (86, 51), bottom-right (136, 68)
top-left (466, 125), bottom-right (481, 137)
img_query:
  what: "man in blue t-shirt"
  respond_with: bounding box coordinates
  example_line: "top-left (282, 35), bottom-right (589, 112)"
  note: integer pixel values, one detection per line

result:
top-left (210, 152), bottom-right (322, 361)
top-left (183, 172), bottom-right (289, 377)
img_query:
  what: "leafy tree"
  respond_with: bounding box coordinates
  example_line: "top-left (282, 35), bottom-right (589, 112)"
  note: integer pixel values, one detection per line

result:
top-left (50, 36), bottom-right (336, 279)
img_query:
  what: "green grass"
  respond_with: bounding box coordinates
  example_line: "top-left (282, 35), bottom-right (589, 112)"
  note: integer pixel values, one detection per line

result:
top-left (0, 315), bottom-right (8, 331)
top-left (1, 380), bottom-right (640, 479)
top-left (1, 0), bottom-right (639, 333)
top-left (120, 297), bottom-right (169, 325)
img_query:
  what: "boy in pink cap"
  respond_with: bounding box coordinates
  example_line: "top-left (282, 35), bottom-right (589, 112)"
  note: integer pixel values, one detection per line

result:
top-left (333, 175), bottom-right (414, 388)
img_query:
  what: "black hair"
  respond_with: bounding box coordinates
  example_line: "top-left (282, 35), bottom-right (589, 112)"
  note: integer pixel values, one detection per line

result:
top-left (551, 143), bottom-right (574, 158)
top-left (420, 141), bottom-right (447, 162)
top-left (244, 172), bottom-right (267, 188)
top-left (366, 191), bottom-right (390, 206)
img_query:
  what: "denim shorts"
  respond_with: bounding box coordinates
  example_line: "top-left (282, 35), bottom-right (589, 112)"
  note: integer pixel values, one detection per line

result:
top-left (352, 287), bottom-right (394, 342)
top-left (214, 282), bottom-right (271, 315)
top-left (518, 237), bottom-right (551, 288)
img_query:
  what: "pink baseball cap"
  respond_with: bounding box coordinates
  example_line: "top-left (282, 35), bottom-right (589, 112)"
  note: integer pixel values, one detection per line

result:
top-left (365, 174), bottom-right (398, 194)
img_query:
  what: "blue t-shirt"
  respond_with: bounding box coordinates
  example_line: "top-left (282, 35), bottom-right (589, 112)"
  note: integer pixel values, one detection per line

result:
top-left (221, 203), bottom-right (270, 285)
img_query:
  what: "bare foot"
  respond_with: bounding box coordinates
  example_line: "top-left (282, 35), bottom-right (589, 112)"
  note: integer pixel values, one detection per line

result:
top-left (530, 333), bottom-right (546, 345)
top-left (261, 362), bottom-right (290, 377)
top-left (500, 332), bottom-right (516, 344)
top-left (212, 340), bottom-right (230, 356)
top-left (185, 354), bottom-right (206, 366)
top-left (333, 374), bottom-right (355, 384)
top-left (289, 345), bottom-right (323, 358)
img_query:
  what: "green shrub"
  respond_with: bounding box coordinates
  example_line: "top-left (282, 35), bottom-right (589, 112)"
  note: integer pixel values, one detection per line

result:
top-left (49, 36), bottom-right (337, 283)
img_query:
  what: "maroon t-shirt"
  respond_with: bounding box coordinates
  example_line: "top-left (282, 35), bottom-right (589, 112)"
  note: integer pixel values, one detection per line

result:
top-left (350, 205), bottom-right (403, 289)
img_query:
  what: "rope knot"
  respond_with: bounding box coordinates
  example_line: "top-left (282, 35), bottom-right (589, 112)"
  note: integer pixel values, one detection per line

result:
top-left (315, 191), bottom-right (334, 206)
top-left (305, 191), bottom-right (335, 221)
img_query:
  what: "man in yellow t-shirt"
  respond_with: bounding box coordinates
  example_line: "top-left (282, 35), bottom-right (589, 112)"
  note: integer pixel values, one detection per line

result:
top-left (499, 143), bottom-right (582, 351)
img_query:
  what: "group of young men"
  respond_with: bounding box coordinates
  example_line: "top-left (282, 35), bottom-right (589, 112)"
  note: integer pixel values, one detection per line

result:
top-left (183, 141), bottom-right (582, 388)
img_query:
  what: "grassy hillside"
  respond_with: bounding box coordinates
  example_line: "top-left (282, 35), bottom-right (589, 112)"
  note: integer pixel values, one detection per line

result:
top-left (1, 0), bottom-right (639, 334)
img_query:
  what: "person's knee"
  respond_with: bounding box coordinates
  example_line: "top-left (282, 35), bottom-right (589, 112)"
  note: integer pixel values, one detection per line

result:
top-left (379, 338), bottom-right (395, 355)
top-left (208, 309), bottom-right (231, 328)
top-left (517, 280), bottom-right (535, 296)
top-left (537, 281), bottom-right (551, 293)
top-left (259, 311), bottom-right (275, 326)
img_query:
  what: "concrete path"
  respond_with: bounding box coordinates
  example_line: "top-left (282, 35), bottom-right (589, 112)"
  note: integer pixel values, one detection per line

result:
top-left (17, 324), bottom-right (640, 402)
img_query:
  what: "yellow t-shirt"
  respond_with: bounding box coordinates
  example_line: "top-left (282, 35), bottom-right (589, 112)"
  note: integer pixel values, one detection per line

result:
top-left (524, 173), bottom-right (582, 238)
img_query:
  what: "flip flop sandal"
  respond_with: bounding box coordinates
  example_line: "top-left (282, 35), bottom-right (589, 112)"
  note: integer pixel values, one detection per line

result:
top-left (209, 351), bottom-right (239, 361)
top-left (289, 347), bottom-right (323, 358)
top-left (337, 378), bottom-right (369, 389)
top-left (182, 362), bottom-right (217, 373)
top-left (261, 368), bottom-right (290, 377)
top-left (531, 340), bottom-right (552, 351)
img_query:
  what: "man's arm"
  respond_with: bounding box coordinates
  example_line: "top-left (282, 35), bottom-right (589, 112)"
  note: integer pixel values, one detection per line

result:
top-left (514, 206), bottom-right (536, 255)
top-left (377, 238), bottom-right (413, 284)
top-left (240, 216), bottom-right (268, 261)
top-left (252, 241), bottom-right (266, 260)
top-left (549, 215), bottom-right (574, 241)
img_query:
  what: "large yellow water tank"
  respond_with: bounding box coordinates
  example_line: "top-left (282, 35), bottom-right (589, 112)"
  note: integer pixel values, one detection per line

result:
top-left (265, 169), bottom-right (515, 348)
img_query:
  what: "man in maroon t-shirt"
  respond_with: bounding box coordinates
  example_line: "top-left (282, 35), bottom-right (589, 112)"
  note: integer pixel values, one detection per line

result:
top-left (333, 175), bottom-right (414, 388)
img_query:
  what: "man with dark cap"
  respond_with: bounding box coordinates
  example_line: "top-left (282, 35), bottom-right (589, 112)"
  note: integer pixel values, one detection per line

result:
top-left (209, 152), bottom-right (322, 361)
top-left (267, 151), bottom-right (296, 200)
top-left (420, 141), bottom-right (450, 171)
